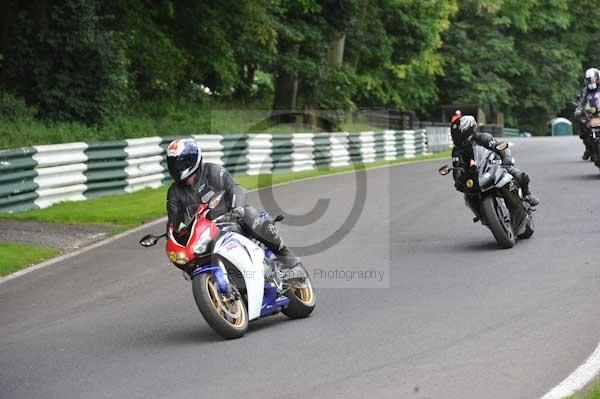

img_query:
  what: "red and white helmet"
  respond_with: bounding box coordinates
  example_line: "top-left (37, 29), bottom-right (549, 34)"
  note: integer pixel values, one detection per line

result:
top-left (166, 139), bottom-right (202, 184)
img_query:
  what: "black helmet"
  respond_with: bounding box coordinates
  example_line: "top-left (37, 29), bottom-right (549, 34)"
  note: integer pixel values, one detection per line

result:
top-left (166, 139), bottom-right (202, 184)
top-left (451, 115), bottom-right (478, 146)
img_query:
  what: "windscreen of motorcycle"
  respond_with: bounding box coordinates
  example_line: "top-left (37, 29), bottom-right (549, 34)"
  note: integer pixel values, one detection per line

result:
top-left (473, 145), bottom-right (504, 192)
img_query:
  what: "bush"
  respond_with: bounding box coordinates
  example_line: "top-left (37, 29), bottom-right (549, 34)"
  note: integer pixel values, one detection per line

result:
top-left (0, 92), bottom-right (37, 121)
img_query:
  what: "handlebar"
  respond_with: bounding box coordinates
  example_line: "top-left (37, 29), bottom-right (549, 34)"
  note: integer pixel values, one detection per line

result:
top-left (213, 210), bottom-right (243, 224)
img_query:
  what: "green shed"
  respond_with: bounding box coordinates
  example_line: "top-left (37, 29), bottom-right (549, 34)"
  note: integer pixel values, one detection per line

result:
top-left (549, 117), bottom-right (573, 136)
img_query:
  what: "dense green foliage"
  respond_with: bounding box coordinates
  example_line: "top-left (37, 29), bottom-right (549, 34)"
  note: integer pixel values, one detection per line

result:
top-left (1, 0), bottom-right (130, 124)
top-left (0, 0), bottom-right (598, 145)
top-left (439, 0), bottom-right (600, 131)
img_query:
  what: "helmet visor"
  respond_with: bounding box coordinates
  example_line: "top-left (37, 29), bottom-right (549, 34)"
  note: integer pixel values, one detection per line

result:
top-left (167, 154), bottom-right (196, 183)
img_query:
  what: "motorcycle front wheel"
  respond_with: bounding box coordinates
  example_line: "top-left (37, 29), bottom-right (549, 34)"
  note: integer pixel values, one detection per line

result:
top-left (481, 195), bottom-right (515, 249)
top-left (192, 272), bottom-right (248, 339)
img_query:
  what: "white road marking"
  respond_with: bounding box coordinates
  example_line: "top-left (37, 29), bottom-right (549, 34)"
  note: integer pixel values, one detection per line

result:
top-left (541, 343), bottom-right (600, 399)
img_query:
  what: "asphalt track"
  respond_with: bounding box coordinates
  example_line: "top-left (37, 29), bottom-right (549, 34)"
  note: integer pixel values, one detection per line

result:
top-left (1, 136), bottom-right (599, 399)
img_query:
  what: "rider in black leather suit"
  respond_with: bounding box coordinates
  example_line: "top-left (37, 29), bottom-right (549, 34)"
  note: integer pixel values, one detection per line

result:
top-left (575, 68), bottom-right (600, 160)
top-left (450, 115), bottom-right (539, 206)
top-left (165, 138), bottom-right (302, 271)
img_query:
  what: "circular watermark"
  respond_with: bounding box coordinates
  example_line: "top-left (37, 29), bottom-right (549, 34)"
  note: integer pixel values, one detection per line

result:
top-left (225, 110), bottom-right (370, 257)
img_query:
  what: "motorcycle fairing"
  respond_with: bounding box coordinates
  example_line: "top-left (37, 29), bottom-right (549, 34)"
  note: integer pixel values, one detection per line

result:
top-left (471, 144), bottom-right (513, 191)
top-left (213, 232), bottom-right (266, 320)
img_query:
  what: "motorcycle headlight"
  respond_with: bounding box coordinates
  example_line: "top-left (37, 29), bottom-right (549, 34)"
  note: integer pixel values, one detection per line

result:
top-left (168, 251), bottom-right (189, 265)
top-left (192, 229), bottom-right (212, 255)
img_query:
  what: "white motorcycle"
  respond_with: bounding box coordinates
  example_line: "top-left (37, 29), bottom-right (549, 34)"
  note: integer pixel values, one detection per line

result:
top-left (139, 191), bottom-right (315, 339)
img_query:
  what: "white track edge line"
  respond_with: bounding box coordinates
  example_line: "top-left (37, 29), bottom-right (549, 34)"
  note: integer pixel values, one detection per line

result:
top-left (0, 154), bottom-right (445, 285)
top-left (541, 343), bottom-right (600, 399)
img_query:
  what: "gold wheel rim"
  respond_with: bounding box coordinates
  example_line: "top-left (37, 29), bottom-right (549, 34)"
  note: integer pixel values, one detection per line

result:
top-left (290, 278), bottom-right (314, 305)
top-left (205, 274), bottom-right (246, 328)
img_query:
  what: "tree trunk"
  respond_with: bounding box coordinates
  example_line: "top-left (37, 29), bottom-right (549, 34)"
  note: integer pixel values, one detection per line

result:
top-left (351, 0), bottom-right (368, 70)
top-left (326, 32), bottom-right (346, 66)
top-left (272, 70), bottom-right (298, 110)
top-left (272, 44), bottom-right (299, 114)
top-left (303, 31), bottom-right (346, 131)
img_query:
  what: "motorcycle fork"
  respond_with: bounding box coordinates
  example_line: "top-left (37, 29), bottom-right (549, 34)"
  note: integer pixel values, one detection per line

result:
top-left (501, 186), bottom-right (526, 232)
top-left (464, 195), bottom-right (483, 224)
top-left (594, 138), bottom-right (600, 163)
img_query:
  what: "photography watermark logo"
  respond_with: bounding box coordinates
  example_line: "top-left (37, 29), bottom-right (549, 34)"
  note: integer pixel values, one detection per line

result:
top-left (212, 109), bottom-right (391, 288)
top-left (312, 268), bottom-right (386, 283)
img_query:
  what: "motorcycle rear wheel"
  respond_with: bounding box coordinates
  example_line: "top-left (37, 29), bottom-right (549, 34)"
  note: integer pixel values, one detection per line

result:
top-left (282, 271), bottom-right (316, 319)
top-left (192, 273), bottom-right (248, 339)
top-left (481, 196), bottom-right (515, 249)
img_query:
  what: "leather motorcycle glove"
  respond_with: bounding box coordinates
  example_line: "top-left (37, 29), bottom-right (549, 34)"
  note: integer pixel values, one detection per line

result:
top-left (231, 206), bottom-right (245, 221)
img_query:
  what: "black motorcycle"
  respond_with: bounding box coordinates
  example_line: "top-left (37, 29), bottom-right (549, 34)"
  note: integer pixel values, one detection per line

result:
top-left (439, 142), bottom-right (535, 249)
top-left (577, 91), bottom-right (600, 171)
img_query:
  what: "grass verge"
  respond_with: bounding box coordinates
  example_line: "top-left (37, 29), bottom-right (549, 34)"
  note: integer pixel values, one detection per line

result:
top-left (568, 378), bottom-right (600, 399)
top-left (0, 150), bottom-right (450, 229)
top-left (0, 241), bottom-right (59, 276)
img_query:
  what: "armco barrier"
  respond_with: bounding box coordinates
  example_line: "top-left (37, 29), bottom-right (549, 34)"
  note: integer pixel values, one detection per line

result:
top-left (425, 126), bottom-right (452, 152)
top-left (0, 130), bottom-right (428, 212)
top-left (0, 147), bottom-right (38, 212)
top-left (503, 127), bottom-right (520, 137)
top-left (84, 141), bottom-right (128, 198)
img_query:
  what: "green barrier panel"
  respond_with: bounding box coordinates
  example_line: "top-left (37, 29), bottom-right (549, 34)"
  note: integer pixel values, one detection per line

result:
top-left (0, 191), bottom-right (39, 212)
top-left (85, 181), bottom-right (129, 198)
top-left (374, 132), bottom-right (386, 160)
top-left (221, 135), bottom-right (248, 175)
top-left (312, 133), bottom-right (332, 169)
top-left (0, 147), bottom-right (39, 212)
top-left (347, 132), bottom-right (363, 164)
top-left (271, 135), bottom-right (294, 172)
top-left (503, 128), bottom-right (520, 137)
top-left (0, 180), bottom-right (38, 198)
top-left (84, 141), bottom-right (128, 198)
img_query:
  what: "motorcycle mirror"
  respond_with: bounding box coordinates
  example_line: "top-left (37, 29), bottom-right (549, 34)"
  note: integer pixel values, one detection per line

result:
top-left (438, 165), bottom-right (451, 176)
top-left (139, 234), bottom-right (160, 247)
top-left (496, 142), bottom-right (509, 151)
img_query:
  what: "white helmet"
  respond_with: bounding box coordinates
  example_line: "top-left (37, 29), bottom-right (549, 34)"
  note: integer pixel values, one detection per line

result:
top-left (585, 68), bottom-right (600, 90)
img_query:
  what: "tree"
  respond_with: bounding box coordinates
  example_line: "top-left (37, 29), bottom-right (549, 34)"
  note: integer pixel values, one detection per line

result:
top-left (348, 0), bottom-right (456, 113)
top-left (437, 1), bottom-right (521, 120)
top-left (1, 0), bottom-right (130, 124)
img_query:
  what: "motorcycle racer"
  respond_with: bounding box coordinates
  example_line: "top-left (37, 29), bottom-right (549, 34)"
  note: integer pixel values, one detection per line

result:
top-left (165, 138), bottom-right (305, 277)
